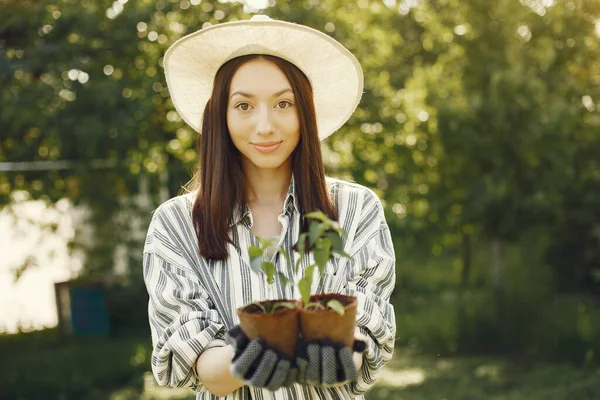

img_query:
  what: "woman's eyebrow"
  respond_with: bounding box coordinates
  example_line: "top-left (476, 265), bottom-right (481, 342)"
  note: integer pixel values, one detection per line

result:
top-left (230, 88), bottom-right (293, 99)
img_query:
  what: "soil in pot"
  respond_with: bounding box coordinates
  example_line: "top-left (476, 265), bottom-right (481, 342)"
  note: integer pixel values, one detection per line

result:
top-left (299, 293), bottom-right (358, 348)
top-left (236, 299), bottom-right (301, 358)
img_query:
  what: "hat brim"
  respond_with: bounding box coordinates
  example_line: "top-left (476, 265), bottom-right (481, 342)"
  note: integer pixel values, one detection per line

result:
top-left (164, 19), bottom-right (364, 140)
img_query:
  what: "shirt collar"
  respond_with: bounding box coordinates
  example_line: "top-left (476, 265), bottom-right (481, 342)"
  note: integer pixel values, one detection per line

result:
top-left (230, 175), bottom-right (299, 228)
top-left (284, 174), bottom-right (300, 214)
top-left (230, 203), bottom-right (252, 228)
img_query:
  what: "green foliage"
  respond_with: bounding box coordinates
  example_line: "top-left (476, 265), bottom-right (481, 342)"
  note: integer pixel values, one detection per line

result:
top-left (250, 211), bottom-right (348, 313)
top-left (1, 0), bottom-right (247, 279)
top-left (3, 0), bottom-right (599, 292)
top-left (262, 261), bottom-right (276, 285)
top-left (298, 264), bottom-right (314, 307)
top-left (313, 239), bottom-right (331, 275)
top-left (272, 0), bottom-right (600, 294)
top-left (393, 238), bottom-right (600, 366)
top-left (248, 244), bottom-right (264, 272)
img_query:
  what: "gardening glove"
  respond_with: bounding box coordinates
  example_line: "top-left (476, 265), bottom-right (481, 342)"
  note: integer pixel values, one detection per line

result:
top-left (295, 337), bottom-right (367, 387)
top-left (226, 325), bottom-right (298, 391)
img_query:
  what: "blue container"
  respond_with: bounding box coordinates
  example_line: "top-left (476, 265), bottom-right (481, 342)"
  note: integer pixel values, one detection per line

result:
top-left (69, 284), bottom-right (110, 336)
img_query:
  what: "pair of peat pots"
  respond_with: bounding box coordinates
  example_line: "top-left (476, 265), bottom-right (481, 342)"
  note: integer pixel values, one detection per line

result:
top-left (237, 293), bottom-right (357, 358)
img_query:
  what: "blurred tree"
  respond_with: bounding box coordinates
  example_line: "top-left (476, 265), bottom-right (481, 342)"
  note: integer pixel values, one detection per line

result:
top-left (0, 0), bottom-right (245, 278)
top-left (271, 0), bottom-right (599, 294)
top-left (1, 0), bottom-right (599, 295)
top-left (412, 0), bottom-right (600, 292)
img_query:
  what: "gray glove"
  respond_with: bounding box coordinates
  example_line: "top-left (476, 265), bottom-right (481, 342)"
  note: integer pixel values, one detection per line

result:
top-left (296, 338), bottom-right (366, 386)
top-left (226, 326), bottom-right (298, 391)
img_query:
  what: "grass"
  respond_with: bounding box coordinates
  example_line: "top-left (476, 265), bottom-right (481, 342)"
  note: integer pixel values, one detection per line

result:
top-left (367, 348), bottom-right (600, 400)
top-left (105, 347), bottom-right (600, 400)
top-left (0, 328), bottom-right (150, 400)
top-left (4, 328), bottom-right (598, 399)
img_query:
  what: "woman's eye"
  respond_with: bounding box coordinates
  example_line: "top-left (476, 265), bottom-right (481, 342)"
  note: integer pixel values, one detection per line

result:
top-left (235, 102), bottom-right (251, 111)
top-left (277, 100), bottom-right (293, 109)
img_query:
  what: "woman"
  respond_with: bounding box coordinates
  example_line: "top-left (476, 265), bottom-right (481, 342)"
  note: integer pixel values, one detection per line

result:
top-left (143, 15), bottom-right (396, 399)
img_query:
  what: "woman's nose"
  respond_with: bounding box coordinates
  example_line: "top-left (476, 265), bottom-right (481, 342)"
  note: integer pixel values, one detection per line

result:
top-left (255, 105), bottom-right (274, 135)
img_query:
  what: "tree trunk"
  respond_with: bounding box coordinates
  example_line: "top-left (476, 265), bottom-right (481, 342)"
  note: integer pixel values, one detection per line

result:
top-left (461, 232), bottom-right (472, 287)
top-left (491, 238), bottom-right (503, 291)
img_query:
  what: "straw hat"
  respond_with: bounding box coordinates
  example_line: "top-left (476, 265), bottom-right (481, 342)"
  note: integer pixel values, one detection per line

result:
top-left (163, 15), bottom-right (363, 140)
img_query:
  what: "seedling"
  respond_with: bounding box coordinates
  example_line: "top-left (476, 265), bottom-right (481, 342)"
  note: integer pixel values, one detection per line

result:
top-left (248, 210), bottom-right (350, 315)
top-left (245, 300), bottom-right (297, 315)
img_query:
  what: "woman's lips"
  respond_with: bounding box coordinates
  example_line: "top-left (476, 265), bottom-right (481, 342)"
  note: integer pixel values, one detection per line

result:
top-left (251, 141), bottom-right (282, 153)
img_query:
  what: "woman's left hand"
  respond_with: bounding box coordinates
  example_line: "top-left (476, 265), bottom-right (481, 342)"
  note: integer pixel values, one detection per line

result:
top-left (295, 334), bottom-right (367, 387)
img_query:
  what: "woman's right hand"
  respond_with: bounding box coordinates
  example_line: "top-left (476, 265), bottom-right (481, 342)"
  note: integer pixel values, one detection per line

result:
top-left (226, 326), bottom-right (298, 391)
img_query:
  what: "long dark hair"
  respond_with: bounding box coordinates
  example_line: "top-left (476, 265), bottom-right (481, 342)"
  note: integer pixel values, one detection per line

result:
top-left (187, 54), bottom-right (337, 260)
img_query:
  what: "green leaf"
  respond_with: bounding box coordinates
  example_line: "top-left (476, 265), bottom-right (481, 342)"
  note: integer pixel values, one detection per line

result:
top-left (298, 277), bottom-right (311, 306)
top-left (329, 222), bottom-right (345, 236)
top-left (277, 248), bottom-right (292, 270)
top-left (277, 272), bottom-right (290, 287)
top-left (248, 245), bottom-right (264, 273)
top-left (339, 251), bottom-right (351, 258)
top-left (314, 239), bottom-right (331, 275)
top-left (249, 245), bottom-right (264, 258)
top-left (325, 232), bottom-right (346, 256)
top-left (272, 301), bottom-right (296, 312)
top-left (257, 236), bottom-right (277, 247)
top-left (296, 232), bottom-right (308, 254)
top-left (327, 299), bottom-right (345, 316)
top-left (299, 264), bottom-right (315, 305)
top-left (308, 221), bottom-right (322, 246)
top-left (305, 210), bottom-right (329, 222)
top-left (263, 261), bottom-right (275, 284)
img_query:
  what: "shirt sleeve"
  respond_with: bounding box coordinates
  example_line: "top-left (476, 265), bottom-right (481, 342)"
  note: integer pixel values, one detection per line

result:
top-left (143, 208), bottom-right (226, 393)
top-left (340, 193), bottom-right (396, 395)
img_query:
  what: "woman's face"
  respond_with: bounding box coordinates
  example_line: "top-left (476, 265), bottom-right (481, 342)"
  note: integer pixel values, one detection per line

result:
top-left (227, 58), bottom-right (300, 174)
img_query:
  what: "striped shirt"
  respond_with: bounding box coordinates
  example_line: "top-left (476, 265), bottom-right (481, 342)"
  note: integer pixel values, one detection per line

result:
top-left (142, 177), bottom-right (396, 399)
